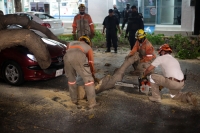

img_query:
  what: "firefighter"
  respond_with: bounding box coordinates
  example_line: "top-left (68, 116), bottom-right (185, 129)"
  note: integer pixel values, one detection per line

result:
top-left (72, 4), bottom-right (95, 40)
top-left (125, 29), bottom-right (156, 76)
top-left (63, 35), bottom-right (99, 108)
top-left (144, 44), bottom-right (197, 106)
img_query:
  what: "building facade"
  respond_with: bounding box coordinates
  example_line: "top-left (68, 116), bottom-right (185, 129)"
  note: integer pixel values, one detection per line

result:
top-left (0, 0), bottom-right (195, 35)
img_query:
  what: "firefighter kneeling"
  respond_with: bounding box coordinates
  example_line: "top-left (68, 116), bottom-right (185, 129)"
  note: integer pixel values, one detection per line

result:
top-left (144, 44), bottom-right (197, 106)
top-left (64, 35), bottom-right (99, 108)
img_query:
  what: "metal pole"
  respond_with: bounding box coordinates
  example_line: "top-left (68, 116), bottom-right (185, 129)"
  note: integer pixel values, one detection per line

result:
top-left (58, 2), bottom-right (60, 19)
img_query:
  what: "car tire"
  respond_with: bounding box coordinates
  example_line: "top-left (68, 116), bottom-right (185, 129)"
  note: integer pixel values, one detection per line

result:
top-left (2, 61), bottom-right (24, 85)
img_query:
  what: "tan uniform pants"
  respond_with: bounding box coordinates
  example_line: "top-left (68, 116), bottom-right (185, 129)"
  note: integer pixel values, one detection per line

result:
top-left (150, 74), bottom-right (185, 101)
top-left (63, 49), bottom-right (96, 105)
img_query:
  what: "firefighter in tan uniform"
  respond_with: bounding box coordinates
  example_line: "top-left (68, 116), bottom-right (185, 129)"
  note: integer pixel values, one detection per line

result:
top-left (144, 44), bottom-right (197, 106)
top-left (72, 4), bottom-right (95, 40)
top-left (64, 36), bottom-right (99, 108)
top-left (126, 29), bottom-right (156, 76)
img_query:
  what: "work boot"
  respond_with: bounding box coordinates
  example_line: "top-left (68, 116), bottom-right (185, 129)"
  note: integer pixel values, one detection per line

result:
top-left (72, 100), bottom-right (79, 105)
top-left (88, 99), bottom-right (101, 109)
top-left (105, 49), bottom-right (110, 52)
top-left (186, 92), bottom-right (197, 106)
top-left (84, 84), bottom-right (99, 108)
top-left (149, 83), bottom-right (161, 103)
top-left (68, 83), bottom-right (78, 104)
top-left (149, 96), bottom-right (161, 103)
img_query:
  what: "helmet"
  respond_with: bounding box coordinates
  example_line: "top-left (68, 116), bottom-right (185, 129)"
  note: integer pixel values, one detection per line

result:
top-left (158, 44), bottom-right (172, 54)
top-left (79, 35), bottom-right (92, 47)
top-left (78, 4), bottom-right (85, 9)
top-left (135, 29), bottom-right (146, 39)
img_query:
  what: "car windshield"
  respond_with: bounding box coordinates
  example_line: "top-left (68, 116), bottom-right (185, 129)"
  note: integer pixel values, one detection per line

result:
top-left (35, 13), bottom-right (55, 20)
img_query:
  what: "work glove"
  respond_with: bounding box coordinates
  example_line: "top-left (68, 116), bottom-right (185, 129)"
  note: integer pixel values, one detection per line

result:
top-left (92, 74), bottom-right (99, 84)
top-left (94, 78), bottom-right (100, 84)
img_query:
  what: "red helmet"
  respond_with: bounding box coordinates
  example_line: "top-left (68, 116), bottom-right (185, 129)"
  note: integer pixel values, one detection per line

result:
top-left (158, 44), bottom-right (172, 54)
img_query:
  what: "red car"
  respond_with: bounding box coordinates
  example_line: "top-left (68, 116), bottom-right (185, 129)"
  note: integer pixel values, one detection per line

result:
top-left (0, 38), bottom-right (66, 85)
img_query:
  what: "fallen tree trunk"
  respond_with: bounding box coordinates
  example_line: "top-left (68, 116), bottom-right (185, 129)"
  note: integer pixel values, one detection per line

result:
top-left (77, 52), bottom-right (140, 99)
top-left (0, 14), bottom-right (66, 44)
top-left (0, 29), bottom-right (51, 69)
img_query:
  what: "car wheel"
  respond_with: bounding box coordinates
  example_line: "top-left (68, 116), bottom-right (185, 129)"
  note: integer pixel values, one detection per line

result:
top-left (2, 61), bottom-right (24, 85)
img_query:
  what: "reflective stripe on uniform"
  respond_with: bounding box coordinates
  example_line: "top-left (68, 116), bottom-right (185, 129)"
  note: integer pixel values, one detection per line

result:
top-left (85, 81), bottom-right (94, 86)
top-left (146, 54), bottom-right (153, 57)
top-left (68, 81), bottom-right (76, 85)
top-left (69, 45), bottom-right (85, 53)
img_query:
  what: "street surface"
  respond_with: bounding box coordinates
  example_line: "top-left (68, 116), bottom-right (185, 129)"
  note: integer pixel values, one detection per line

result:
top-left (0, 47), bottom-right (200, 133)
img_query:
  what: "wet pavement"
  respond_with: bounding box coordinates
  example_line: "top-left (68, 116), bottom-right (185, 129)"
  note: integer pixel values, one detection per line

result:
top-left (0, 47), bottom-right (200, 133)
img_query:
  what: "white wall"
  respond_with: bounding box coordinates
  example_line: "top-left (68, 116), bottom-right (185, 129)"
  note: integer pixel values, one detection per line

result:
top-left (0, 1), bottom-right (4, 12)
top-left (88, 0), bottom-right (113, 24)
top-left (181, 0), bottom-right (195, 31)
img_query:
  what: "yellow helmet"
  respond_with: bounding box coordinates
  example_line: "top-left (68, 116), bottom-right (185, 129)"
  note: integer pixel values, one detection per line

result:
top-left (78, 4), bottom-right (85, 9)
top-left (79, 35), bottom-right (92, 47)
top-left (135, 29), bottom-right (146, 39)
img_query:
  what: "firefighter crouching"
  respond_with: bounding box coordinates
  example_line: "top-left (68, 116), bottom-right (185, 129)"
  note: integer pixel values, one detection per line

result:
top-left (125, 29), bottom-right (156, 76)
top-left (144, 44), bottom-right (197, 106)
top-left (63, 35), bottom-right (99, 108)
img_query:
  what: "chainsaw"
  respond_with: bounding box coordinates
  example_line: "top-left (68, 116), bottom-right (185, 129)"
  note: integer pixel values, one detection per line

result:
top-left (115, 77), bottom-right (151, 95)
top-left (115, 69), bottom-right (188, 95)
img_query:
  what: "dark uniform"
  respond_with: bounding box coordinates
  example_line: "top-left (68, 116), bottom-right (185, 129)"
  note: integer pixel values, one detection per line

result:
top-left (121, 6), bottom-right (132, 30)
top-left (103, 15), bottom-right (119, 52)
top-left (113, 7), bottom-right (120, 23)
top-left (126, 12), bottom-right (144, 50)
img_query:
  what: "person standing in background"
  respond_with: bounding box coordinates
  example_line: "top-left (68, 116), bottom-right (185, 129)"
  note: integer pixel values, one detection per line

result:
top-left (113, 4), bottom-right (121, 23)
top-left (72, 4), bottom-right (95, 40)
top-left (125, 5), bottom-right (144, 50)
top-left (102, 9), bottom-right (121, 53)
top-left (121, 3), bottom-right (132, 30)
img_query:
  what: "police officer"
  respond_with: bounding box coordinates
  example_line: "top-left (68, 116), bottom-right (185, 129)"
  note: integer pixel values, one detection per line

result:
top-left (125, 5), bottom-right (144, 50)
top-left (102, 9), bottom-right (121, 53)
top-left (113, 4), bottom-right (121, 23)
top-left (121, 3), bottom-right (132, 30)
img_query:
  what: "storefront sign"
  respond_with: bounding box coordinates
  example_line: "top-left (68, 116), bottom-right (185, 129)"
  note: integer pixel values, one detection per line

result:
top-left (144, 25), bottom-right (155, 34)
top-left (150, 7), bottom-right (156, 15)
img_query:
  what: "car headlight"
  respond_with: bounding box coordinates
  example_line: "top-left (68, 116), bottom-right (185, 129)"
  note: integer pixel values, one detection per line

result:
top-left (27, 54), bottom-right (37, 62)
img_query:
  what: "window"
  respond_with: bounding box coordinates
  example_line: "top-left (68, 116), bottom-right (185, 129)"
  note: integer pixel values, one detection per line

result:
top-left (19, 14), bottom-right (33, 20)
top-left (35, 14), bottom-right (54, 20)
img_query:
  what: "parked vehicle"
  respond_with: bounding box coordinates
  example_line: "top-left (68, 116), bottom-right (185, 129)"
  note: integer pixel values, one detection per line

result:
top-left (14, 12), bottom-right (64, 37)
top-left (0, 38), bottom-right (66, 85)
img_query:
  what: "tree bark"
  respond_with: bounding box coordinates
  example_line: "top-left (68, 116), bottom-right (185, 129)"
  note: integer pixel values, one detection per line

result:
top-left (0, 29), bottom-right (51, 69)
top-left (0, 14), bottom-right (66, 44)
top-left (0, 14), bottom-right (67, 69)
top-left (14, 0), bottom-right (22, 12)
top-left (77, 52), bottom-right (140, 99)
